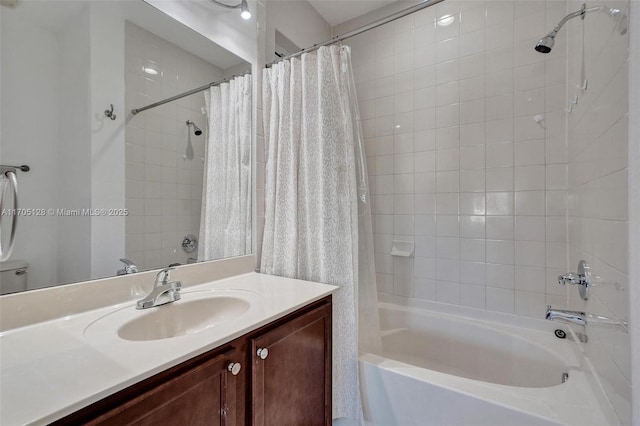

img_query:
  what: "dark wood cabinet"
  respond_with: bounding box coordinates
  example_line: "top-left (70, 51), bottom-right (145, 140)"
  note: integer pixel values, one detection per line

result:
top-left (86, 349), bottom-right (240, 426)
top-left (54, 296), bottom-right (331, 426)
top-left (251, 303), bottom-right (331, 426)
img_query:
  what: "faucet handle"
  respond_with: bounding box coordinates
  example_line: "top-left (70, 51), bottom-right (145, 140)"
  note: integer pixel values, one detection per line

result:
top-left (154, 267), bottom-right (176, 287)
top-left (558, 272), bottom-right (584, 285)
top-left (118, 258), bottom-right (139, 275)
top-left (557, 260), bottom-right (591, 300)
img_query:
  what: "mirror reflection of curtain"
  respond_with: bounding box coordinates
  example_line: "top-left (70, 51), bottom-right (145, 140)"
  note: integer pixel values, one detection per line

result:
top-left (198, 74), bottom-right (252, 261)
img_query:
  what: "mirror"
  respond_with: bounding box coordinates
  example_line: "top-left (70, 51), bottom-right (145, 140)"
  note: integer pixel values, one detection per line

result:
top-left (0, 0), bottom-right (252, 294)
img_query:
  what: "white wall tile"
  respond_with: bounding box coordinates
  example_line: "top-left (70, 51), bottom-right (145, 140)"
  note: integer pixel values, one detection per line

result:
top-left (460, 216), bottom-right (485, 239)
top-left (351, 0), bottom-right (574, 324)
top-left (514, 291), bottom-right (546, 318)
top-left (460, 283), bottom-right (486, 308)
top-left (486, 240), bottom-right (515, 265)
top-left (486, 216), bottom-right (514, 240)
top-left (486, 167), bottom-right (514, 191)
top-left (515, 190), bottom-right (545, 216)
top-left (515, 216), bottom-right (545, 241)
top-left (486, 142), bottom-right (514, 168)
top-left (436, 280), bottom-right (460, 304)
top-left (514, 265), bottom-right (546, 293)
top-left (460, 169), bottom-right (486, 192)
top-left (460, 193), bottom-right (485, 215)
top-left (460, 261), bottom-right (485, 285)
top-left (486, 192), bottom-right (514, 215)
top-left (486, 286), bottom-right (515, 313)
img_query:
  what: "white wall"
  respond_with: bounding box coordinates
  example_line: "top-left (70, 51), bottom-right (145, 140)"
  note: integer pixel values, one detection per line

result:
top-left (1, 9), bottom-right (60, 289)
top-left (1, 3), bottom-right (127, 287)
top-left (565, 0), bottom-right (632, 423)
top-left (88, 4), bottom-right (127, 280)
top-left (265, 0), bottom-right (331, 63)
top-left (347, 0), bottom-right (569, 316)
top-left (57, 6), bottom-right (92, 285)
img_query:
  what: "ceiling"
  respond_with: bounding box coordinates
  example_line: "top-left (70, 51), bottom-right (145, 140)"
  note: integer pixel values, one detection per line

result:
top-left (307, 0), bottom-right (399, 27)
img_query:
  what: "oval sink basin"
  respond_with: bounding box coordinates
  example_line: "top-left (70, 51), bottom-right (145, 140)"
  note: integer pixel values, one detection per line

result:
top-left (84, 290), bottom-right (262, 342)
top-left (119, 296), bottom-right (250, 341)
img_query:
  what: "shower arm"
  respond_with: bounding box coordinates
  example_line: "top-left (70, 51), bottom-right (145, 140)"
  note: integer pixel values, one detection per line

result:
top-left (546, 4), bottom-right (625, 38)
top-left (546, 4), bottom-right (601, 38)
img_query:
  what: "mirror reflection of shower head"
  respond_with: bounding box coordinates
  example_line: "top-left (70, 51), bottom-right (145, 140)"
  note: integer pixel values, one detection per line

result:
top-left (535, 3), bottom-right (628, 54)
top-left (186, 120), bottom-right (202, 136)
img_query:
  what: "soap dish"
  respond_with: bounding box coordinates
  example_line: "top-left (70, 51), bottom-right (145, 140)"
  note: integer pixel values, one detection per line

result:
top-left (390, 240), bottom-right (414, 257)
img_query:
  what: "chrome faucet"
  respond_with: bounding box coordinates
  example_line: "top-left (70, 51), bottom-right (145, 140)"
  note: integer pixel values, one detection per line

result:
top-left (136, 267), bottom-right (182, 309)
top-left (546, 305), bottom-right (586, 326)
top-left (117, 258), bottom-right (139, 275)
top-left (557, 260), bottom-right (591, 300)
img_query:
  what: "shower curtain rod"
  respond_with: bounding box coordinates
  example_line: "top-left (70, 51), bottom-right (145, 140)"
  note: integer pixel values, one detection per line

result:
top-left (131, 70), bottom-right (251, 115)
top-left (265, 0), bottom-right (445, 68)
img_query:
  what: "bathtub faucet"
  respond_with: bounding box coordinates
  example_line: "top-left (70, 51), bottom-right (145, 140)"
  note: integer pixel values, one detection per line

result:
top-left (545, 306), bottom-right (586, 326)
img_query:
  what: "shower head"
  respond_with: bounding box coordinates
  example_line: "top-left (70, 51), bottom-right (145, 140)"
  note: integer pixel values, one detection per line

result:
top-left (535, 3), bottom-right (628, 54)
top-left (186, 120), bottom-right (202, 136)
top-left (535, 33), bottom-right (556, 54)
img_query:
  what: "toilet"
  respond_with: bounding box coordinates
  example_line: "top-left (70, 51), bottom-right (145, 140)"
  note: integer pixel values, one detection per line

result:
top-left (0, 260), bottom-right (29, 295)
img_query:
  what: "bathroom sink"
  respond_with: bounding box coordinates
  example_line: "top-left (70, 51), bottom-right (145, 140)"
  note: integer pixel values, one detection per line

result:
top-left (84, 289), bottom-right (262, 342)
top-left (119, 296), bottom-right (250, 341)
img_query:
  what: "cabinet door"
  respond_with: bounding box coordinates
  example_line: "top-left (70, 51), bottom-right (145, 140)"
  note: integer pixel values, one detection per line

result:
top-left (85, 349), bottom-right (241, 426)
top-left (251, 303), bottom-right (331, 426)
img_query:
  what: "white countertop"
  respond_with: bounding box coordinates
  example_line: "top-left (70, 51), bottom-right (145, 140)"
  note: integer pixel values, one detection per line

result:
top-left (0, 273), bottom-right (337, 425)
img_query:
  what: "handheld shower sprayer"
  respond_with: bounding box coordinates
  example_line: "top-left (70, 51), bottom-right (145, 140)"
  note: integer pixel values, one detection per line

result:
top-left (186, 120), bottom-right (202, 136)
top-left (535, 3), bottom-right (627, 54)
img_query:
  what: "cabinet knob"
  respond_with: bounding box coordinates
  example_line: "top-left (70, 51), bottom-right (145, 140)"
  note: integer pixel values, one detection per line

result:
top-left (227, 362), bottom-right (241, 376)
top-left (256, 348), bottom-right (269, 360)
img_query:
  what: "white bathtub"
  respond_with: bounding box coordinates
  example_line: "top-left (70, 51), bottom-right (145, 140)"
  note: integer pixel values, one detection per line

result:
top-left (359, 299), bottom-right (616, 426)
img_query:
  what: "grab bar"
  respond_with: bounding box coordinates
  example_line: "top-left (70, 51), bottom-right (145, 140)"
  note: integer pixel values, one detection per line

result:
top-left (0, 164), bottom-right (29, 262)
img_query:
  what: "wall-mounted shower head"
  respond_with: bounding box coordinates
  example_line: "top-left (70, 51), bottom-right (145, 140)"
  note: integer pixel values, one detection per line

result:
top-left (535, 3), bottom-right (628, 54)
top-left (535, 33), bottom-right (556, 53)
top-left (186, 120), bottom-right (202, 136)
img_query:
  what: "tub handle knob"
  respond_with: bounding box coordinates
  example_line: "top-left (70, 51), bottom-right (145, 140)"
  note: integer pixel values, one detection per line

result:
top-left (256, 348), bottom-right (269, 360)
top-left (557, 260), bottom-right (591, 301)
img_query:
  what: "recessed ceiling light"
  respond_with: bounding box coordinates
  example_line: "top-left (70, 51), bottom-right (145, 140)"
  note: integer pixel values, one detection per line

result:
top-left (437, 14), bottom-right (455, 27)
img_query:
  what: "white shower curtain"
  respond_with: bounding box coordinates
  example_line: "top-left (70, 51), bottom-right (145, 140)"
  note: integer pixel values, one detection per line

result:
top-left (198, 74), bottom-right (252, 261)
top-left (261, 45), bottom-right (380, 422)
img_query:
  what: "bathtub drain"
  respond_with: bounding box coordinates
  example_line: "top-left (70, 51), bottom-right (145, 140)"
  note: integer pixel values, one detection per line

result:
top-left (554, 329), bottom-right (567, 339)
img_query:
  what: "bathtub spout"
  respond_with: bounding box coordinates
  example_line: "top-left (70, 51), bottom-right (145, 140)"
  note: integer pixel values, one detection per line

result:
top-left (546, 306), bottom-right (586, 326)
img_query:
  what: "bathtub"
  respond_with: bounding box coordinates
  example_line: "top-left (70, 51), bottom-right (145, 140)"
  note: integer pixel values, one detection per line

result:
top-left (359, 298), bottom-right (616, 426)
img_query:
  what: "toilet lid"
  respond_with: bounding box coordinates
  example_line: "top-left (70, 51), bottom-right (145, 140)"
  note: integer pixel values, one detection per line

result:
top-left (0, 259), bottom-right (28, 272)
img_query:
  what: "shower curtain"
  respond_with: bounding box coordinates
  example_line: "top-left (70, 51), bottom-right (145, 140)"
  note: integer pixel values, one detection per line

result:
top-left (198, 74), bottom-right (252, 261)
top-left (261, 45), bottom-right (380, 422)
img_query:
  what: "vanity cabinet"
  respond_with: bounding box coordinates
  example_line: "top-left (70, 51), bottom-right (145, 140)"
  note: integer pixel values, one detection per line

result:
top-left (54, 296), bottom-right (331, 426)
top-left (251, 303), bottom-right (331, 425)
top-left (54, 346), bottom-right (244, 426)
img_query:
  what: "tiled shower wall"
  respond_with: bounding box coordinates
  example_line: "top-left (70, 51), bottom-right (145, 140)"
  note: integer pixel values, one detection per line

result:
top-left (124, 23), bottom-right (223, 271)
top-left (565, 0), bottom-right (631, 422)
top-left (347, 0), bottom-right (570, 316)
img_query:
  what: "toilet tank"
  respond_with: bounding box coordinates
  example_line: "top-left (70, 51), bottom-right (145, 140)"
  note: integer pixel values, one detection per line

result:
top-left (0, 260), bottom-right (29, 295)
